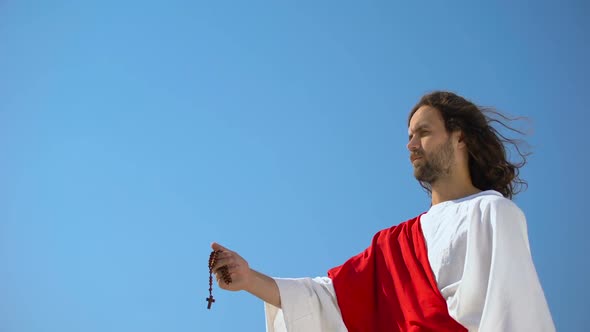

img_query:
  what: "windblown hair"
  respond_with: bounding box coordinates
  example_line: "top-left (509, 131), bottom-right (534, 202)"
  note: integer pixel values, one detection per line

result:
top-left (408, 91), bottom-right (529, 199)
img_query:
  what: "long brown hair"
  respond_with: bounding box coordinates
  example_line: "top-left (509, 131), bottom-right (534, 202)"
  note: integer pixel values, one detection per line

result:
top-left (408, 91), bottom-right (529, 199)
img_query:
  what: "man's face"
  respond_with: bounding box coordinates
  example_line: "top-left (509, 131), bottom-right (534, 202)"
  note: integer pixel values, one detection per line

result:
top-left (407, 106), bottom-right (456, 184)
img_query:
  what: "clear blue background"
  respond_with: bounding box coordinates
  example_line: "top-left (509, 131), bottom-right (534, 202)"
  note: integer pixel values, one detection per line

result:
top-left (1, 1), bottom-right (588, 331)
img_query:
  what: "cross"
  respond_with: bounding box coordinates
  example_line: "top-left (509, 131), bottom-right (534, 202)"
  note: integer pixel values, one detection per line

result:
top-left (206, 295), bottom-right (215, 309)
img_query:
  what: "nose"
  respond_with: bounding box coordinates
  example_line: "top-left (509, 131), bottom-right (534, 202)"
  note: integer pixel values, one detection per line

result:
top-left (407, 136), bottom-right (419, 152)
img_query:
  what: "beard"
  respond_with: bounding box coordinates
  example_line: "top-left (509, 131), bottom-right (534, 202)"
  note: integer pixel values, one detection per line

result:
top-left (413, 138), bottom-right (455, 184)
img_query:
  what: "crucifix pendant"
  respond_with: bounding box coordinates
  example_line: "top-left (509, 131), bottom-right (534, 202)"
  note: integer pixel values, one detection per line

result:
top-left (206, 295), bottom-right (215, 309)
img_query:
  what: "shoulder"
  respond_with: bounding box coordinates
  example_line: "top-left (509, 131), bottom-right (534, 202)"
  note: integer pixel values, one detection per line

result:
top-left (470, 190), bottom-right (523, 214)
top-left (470, 191), bottom-right (526, 229)
top-left (372, 216), bottom-right (421, 242)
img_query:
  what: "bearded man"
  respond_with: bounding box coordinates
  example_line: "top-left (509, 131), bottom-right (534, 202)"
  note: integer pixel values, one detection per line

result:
top-left (211, 91), bottom-right (555, 332)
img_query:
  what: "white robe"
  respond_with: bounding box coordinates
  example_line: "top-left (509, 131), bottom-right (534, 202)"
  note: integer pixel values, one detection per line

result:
top-left (264, 190), bottom-right (555, 332)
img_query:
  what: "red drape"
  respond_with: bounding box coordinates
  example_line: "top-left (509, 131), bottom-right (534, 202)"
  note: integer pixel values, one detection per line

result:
top-left (328, 216), bottom-right (467, 332)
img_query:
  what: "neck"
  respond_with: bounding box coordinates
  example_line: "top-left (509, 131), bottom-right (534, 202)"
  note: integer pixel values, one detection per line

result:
top-left (430, 177), bottom-right (481, 205)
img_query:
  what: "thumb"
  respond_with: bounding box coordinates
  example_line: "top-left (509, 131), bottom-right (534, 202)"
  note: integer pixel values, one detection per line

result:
top-left (211, 242), bottom-right (230, 252)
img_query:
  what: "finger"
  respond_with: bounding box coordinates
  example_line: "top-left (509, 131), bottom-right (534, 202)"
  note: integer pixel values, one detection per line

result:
top-left (214, 269), bottom-right (234, 286)
top-left (213, 264), bottom-right (239, 281)
top-left (211, 242), bottom-right (230, 252)
top-left (212, 257), bottom-right (233, 270)
top-left (214, 263), bottom-right (240, 275)
top-left (216, 250), bottom-right (231, 258)
top-left (215, 264), bottom-right (240, 276)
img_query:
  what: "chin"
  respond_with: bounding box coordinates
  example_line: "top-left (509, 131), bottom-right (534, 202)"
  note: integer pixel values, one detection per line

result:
top-left (413, 166), bottom-right (423, 176)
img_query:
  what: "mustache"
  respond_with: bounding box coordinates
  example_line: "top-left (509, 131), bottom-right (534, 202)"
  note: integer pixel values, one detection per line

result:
top-left (410, 151), bottom-right (424, 158)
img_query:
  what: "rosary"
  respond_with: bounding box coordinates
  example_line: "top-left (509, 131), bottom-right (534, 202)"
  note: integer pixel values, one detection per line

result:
top-left (207, 250), bottom-right (232, 309)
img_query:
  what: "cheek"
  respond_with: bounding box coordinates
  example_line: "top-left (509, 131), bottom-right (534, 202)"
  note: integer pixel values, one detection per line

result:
top-left (420, 138), bottom-right (432, 152)
top-left (422, 136), bottom-right (445, 152)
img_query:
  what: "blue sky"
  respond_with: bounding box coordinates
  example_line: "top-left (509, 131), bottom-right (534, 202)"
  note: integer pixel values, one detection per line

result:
top-left (1, 1), bottom-right (588, 331)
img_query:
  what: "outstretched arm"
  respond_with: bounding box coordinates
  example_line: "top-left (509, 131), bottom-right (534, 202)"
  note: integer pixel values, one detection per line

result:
top-left (211, 242), bottom-right (281, 308)
top-left (211, 242), bottom-right (346, 331)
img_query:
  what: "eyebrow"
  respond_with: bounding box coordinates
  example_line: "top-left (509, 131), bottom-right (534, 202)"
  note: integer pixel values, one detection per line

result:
top-left (408, 124), bottom-right (431, 137)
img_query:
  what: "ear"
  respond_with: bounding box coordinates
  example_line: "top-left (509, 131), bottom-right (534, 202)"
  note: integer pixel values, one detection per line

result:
top-left (454, 130), bottom-right (467, 149)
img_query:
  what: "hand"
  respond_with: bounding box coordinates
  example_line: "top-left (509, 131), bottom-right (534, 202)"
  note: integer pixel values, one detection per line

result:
top-left (210, 242), bottom-right (253, 292)
top-left (209, 242), bottom-right (281, 307)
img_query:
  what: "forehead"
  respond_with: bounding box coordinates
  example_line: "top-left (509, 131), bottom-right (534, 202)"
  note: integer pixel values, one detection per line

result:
top-left (408, 105), bottom-right (445, 133)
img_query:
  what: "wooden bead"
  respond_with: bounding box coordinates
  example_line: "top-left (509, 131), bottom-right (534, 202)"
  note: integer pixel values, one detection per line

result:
top-left (206, 250), bottom-right (233, 309)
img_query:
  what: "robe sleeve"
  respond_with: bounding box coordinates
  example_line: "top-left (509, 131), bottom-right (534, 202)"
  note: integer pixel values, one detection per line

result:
top-left (264, 277), bottom-right (348, 332)
top-left (447, 198), bottom-right (555, 331)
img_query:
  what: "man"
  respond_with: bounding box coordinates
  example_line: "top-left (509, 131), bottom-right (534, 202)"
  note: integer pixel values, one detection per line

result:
top-left (211, 91), bottom-right (555, 331)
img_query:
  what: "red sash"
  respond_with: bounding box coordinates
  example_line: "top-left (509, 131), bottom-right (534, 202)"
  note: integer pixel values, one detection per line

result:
top-left (327, 216), bottom-right (467, 332)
